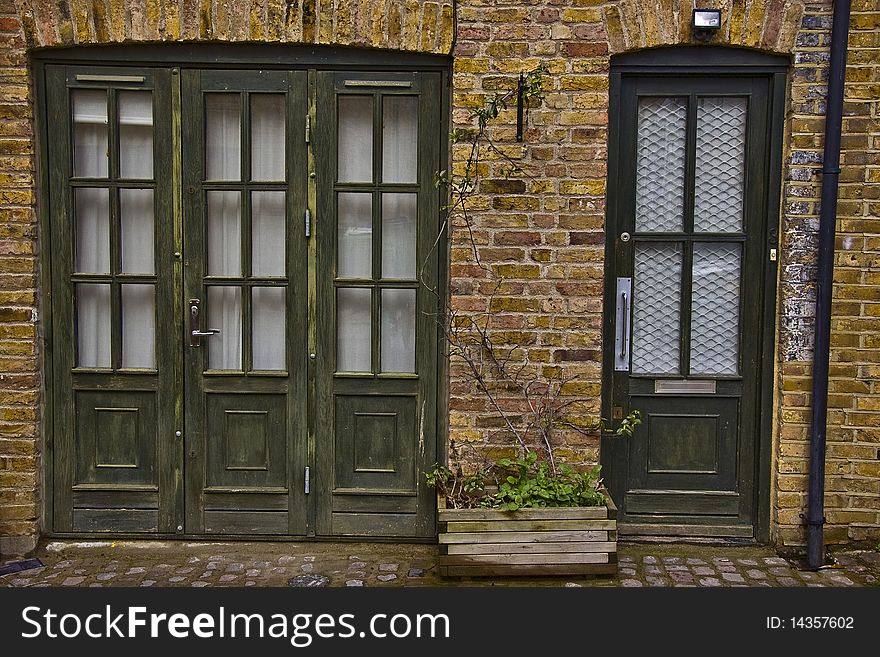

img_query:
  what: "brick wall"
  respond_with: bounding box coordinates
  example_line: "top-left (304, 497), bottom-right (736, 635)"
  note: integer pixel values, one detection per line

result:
top-left (0, 0), bottom-right (876, 553)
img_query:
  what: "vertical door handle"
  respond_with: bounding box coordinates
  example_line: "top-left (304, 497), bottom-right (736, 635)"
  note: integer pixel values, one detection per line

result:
top-left (614, 278), bottom-right (632, 371)
top-left (305, 209), bottom-right (311, 238)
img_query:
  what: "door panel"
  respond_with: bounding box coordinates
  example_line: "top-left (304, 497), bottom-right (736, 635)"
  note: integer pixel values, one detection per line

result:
top-left (47, 66), bottom-right (178, 533)
top-left (182, 69), bottom-right (309, 536)
top-left (315, 71), bottom-right (440, 538)
top-left (604, 74), bottom-right (772, 536)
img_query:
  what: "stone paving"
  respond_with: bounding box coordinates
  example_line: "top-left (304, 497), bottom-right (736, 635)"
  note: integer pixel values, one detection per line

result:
top-left (1, 540), bottom-right (878, 588)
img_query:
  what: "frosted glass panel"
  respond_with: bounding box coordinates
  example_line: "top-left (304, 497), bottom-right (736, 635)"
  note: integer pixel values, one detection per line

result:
top-left (632, 243), bottom-right (682, 375)
top-left (251, 94), bottom-right (285, 181)
top-left (121, 284), bottom-right (155, 368)
top-left (382, 193), bottom-right (416, 279)
top-left (118, 91), bottom-right (153, 179)
top-left (636, 97), bottom-right (687, 232)
top-left (382, 96), bottom-right (418, 183)
top-left (75, 187), bottom-right (110, 274)
top-left (695, 97), bottom-right (747, 233)
top-left (252, 287), bottom-right (286, 370)
top-left (337, 96), bottom-right (373, 183)
top-left (207, 286), bottom-right (241, 370)
top-left (337, 288), bottom-right (371, 372)
top-left (207, 191), bottom-right (241, 276)
top-left (76, 284), bottom-right (110, 368)
top-left (206, 94), bottom-right (241, 181)
top-left (120, 188), bottom-right (154, 274)
top-left (72, 89), bottom-right (108, 178)
top-left (381, 289), bottom-right (415, 373)
top-left (338, 193), bottom-right (372, 279)
top-left (251, 191), bottom-right (285, 277)
top-left (691, 243), bottom-right (742, 374)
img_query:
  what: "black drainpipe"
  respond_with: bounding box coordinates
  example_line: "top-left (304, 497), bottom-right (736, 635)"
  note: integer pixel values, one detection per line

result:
top-left (807, 0), bottom-right (851, 570)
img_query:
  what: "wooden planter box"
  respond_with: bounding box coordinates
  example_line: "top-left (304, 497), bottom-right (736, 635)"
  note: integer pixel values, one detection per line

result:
top-left (437, 495), bottom-right (617, 577)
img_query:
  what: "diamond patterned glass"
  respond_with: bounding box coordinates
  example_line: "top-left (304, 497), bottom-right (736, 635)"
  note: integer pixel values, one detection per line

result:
top-left (694, 97), bottom-right (747, 232)
top-left (632, 243), bottom-right (682, 374)
top-left (690, 243), bottom-right (742, 374)
top-left (636, 97), bottom-right (687, 233)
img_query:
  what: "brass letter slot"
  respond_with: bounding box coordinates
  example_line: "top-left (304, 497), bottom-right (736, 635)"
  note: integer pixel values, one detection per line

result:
top-left (343, 80), bottom-right (412, 88)
top-left (654, 379), bottom-right (716, 394)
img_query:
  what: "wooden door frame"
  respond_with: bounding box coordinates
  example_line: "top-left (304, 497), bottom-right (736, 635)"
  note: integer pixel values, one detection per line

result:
top-left (33, 45), bottom-right (451, 540)
top-left (600, 47), bottom-right (788, 544)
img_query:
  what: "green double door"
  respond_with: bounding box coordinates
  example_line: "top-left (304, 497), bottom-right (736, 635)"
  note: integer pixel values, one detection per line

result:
top-left (46, 64), bottom-right (441, 538)
top-left (603, 69), bottom-right (781, 539)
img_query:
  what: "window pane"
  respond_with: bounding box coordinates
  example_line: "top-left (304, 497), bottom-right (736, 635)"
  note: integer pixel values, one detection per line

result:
top-left (207, 191), bottom-right (241, 276)
top-left (694, 97), bottom-right (747, 233)
top-left (252, 287), bottom-right (286, 370)
top-left (636, 97), bottom-right (686, 232)
top-left (382, 193), bottom-right (417, 279)
top-left (691, 243), bottom-right (742, 374)
top-left (206, 93), bottom-right (241, 181)
top-left (382, 96), bottom-right (418, 183)
top-left (207, 286), bottom-right (241, 370)
top-left (120, 188), bottom-right (154, 274)
top-left (337, 192), bottom-right (372, 279)
top-left (118, 91), bottom-right (153, 179)
top-left (250, 94), bottom-right (285, 181)
top-left (337, 287), bottom-right (371, 372)
top-left (381, 288), bottom-right (415, 373)
top-left (631, 243), bottom-right (682, 375)
top-left (337, 95), bottom-right (373, 183)
top-left (72, 89), bottom-right (108, 178)
top-left (75, 187), bottom-right (110, 274)
top-left (121, 284), bottom-right (155, 368)
top-left (252, 191), bottom-right (285, 277)
top-left (76, 283), bottom-right (110, 368)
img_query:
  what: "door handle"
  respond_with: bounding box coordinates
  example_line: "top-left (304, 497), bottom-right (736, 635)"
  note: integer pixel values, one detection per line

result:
top-left (189, 298), bottom-right (221, 347)
top-left (614, 278), bottom-right (631, 371)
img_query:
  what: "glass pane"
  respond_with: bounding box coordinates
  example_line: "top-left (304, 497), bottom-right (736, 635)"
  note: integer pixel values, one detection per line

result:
top-left (636, 97), bottom-right (687, 232)
top-left (250, 94), bottom-right (285, 181)
top-left (207, 191), bottom-right (241, 276)
top-left (205, 93), bottom-right (241, 181)
top-left (121, 284), bottom-right (155, 368)
top-left (118, 91), bottom-right (153, 179)
top-left (631, 243), bottom-right (682, 375)
top-left (691, 243), bottom-right (742, 374)
top-left (207, 286), bottom-right (242, 370)
top-left (337, 287), bottom-right (371, 372)
top-left (337, 193), bottom-right (372, 278)
top-left (252, 287), bottom-right (286, 370)
top-left (74, 187), bottom-right (110, 273)
top-left (381, 289), bottom-right (415, 373)
top-left (251, 191), bottom-right (285, 277)
top-left (72, 89), bottom-right (108, 178)
top-left (337, 96), bottom-right (373, 183)
top-left (382, 96), bottom-right (418, 183)
top-left (382, 193), bottom-right (416, 279)
top-left (120, 188), bottom-right (154, 274)
top-left (76, 283), bottom-right (110, 368)
top-left (694, 97), bottom-right (747, 233)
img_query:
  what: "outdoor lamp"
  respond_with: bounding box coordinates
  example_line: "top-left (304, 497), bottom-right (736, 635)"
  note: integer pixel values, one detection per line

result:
top-left (692, 9), bottom-right (722, 33)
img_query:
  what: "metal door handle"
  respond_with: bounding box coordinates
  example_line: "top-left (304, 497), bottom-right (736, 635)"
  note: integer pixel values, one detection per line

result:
top-left (189, 298), bottom-right (220, 347)
top-left (192, 329), bottom-right (221, 337)
top-left (614, 278), bottom-right (631, 371)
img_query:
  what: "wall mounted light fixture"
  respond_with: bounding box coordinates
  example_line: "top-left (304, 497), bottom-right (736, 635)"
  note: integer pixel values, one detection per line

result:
top-left (693, 9), bottom-right (722, 37)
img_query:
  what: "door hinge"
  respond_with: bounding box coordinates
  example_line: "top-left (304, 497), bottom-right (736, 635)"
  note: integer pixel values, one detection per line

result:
top-left (305, 115), bottom-right (310, 143)
top-left (769, 248), bottom-right (778, 262)
top-left (304, 209), bottom-right (311, 238)
top-left (304, 466), bottom-right (310, 494)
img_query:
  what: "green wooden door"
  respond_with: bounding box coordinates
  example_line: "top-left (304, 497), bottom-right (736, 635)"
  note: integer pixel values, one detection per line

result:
top-left (46, 63), bottom-right (442, 538)
top-left (314, 72), bottom-right (441, 537)
top-left (603, 74), bottom-right (776, 538)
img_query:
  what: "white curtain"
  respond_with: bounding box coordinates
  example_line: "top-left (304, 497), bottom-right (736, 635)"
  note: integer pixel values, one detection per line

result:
top-left (121, 284), bottom-right (155, 368)
top-left (337, 192), bottom-right (372, 278)
top-left (72, 89), bottom-right (108, 178)
top-left (251, 191), bottom-right (285, 276)
top-left (208, 286), bottom-right (241, 370)
top-left (382, 96), bottom-right (418, 183)
top-left (77, 284), bottom-right (110, 368)
top-left (206, 94), bottom-right (241, 181)
top-left (381, 288), bottom-right (415, 373)
top-left (338, 96), bottom-right (373, 183)
top-left (381, 193), bottom-right (416, 279)
top-left (252, 287), bottom-right (285, 370)
top-left (120, 188), bottom-right (154, 274)
top-left (118, 91), bottom-right (153, 179)
top-left (251, 94), bottom-right (285, 181)
top-left (337, 288), bottom-right (371, 372)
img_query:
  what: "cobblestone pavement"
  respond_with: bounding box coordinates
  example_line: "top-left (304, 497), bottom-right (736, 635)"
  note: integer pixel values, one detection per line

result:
top-left (1, 540), bottom-right (878, 588)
